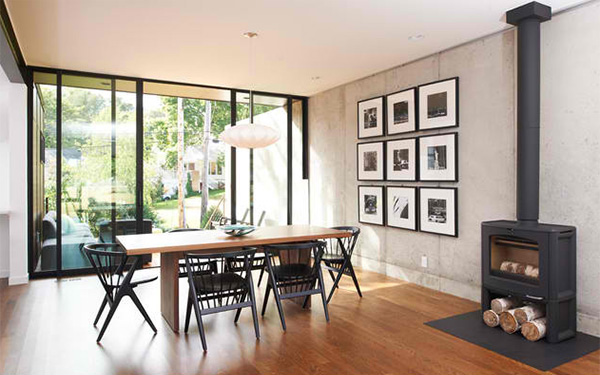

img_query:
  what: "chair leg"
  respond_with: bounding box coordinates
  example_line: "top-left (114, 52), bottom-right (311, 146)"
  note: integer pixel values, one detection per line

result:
top-left (347, 261), bottom-right (363, 298)
top-left (261, 283), bottom-right (271, 316)
top-left (248, 279), bottom-right (261, 339)
top-left (234, 292), bottom-right (247, 323)
top-left (271, 286), bottom-right (287, 331)
top-left (317, 266), bottom-right (330, 322)
top-left (96, 293), bottom-right (123, 342)
top-left (327, 269), bottom-right (337, 284)
top-left (93, 295), bottom-right (109, 326)
top-left (327, 260), bottom-right (348, 304)
top-left (257, 266), bottom-right (265, 287)
top-left (191, 298), bottom-right (208, 351)
top-left (184, 297), bottom-right (193, 333)
top-left (128, 289), bottom-right (157, 333)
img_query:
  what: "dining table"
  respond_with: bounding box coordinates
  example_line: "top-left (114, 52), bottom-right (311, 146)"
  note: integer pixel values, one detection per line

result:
top-left (116, 225), bottom-right (351, 332)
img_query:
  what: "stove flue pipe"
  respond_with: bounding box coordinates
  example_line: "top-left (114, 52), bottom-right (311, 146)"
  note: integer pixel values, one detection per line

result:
top-left (506, 2), bottom-right (551, 223)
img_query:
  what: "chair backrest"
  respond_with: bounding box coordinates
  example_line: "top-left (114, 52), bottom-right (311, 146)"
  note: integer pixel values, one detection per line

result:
top-left (325, 226), bottom-right (360, 258)
top-left (263, 241), bottom-right (326, 293)
top-left (185, 248), bottom-right (256, 311)
top-left (83, 243), bottom-right (128, 291)
top-left (168, 228), bottom-right (203, 276)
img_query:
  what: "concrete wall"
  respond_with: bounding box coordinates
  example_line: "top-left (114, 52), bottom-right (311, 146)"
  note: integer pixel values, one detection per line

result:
top-left (308, 3), bottom-right (599, 336)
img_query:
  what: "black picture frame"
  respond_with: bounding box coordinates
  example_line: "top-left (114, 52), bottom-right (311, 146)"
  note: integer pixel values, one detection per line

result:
top-left (357, 141), bottom-right (385, 181)
top-left (386, 186), bottom-right (418, 231)
top-left (386, 87), bottom-right (418, 135)
top-left (418, 77), bottom-right (459, 131)
top-left (418, 187), bottom-right (458, 237)
top-left (385, 137), bottom-right (418, 181)
top-left (357, 96), bottom-right (385, 139)
top-left (358, 185), bottom-right (385, 226)
top-left (418, 132), bottom-right (458, 182)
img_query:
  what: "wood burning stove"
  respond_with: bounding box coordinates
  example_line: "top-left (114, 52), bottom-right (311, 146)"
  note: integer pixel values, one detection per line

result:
top-left (481, 221), bottom-right (576, 342)
top-left (481, 2), bottom-right (577, 343)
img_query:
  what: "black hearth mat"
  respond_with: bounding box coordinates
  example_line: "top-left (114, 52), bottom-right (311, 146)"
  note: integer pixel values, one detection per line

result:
top-left (425, 310), bottom-right (600, 371)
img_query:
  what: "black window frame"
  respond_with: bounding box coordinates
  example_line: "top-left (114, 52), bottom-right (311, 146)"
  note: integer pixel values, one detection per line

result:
top-left (27, 66), bottom-right (309, 278)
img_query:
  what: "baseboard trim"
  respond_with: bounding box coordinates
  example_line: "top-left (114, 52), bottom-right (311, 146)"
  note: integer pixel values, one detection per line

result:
top-left (354, 255), bottom-right (599, 338)
top-left (0, 269), bottom-right (8, 278)
top-left (578, 312), bottom-right (600, 337)
top-left (8, 274), bottom-right (28, 285)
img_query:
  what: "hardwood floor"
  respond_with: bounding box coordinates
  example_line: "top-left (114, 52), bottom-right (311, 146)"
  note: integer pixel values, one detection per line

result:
top-left (0, 268), bottom-right (597, 375)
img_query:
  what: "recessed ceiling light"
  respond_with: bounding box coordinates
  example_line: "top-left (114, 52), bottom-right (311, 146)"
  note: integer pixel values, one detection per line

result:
top-left (408, 34), bottom-right (425, 41)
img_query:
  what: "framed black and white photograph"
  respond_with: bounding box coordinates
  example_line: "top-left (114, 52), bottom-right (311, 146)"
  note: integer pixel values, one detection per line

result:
top-left (418, 133), bottom-right (458, 182)
top-left (386, 186), bottom-right (417, 231)
top-left (419, 187), bottom-right (457, 237)
top-left (358, 185), bottom-right (385, 226)
top-left (386, 138), bottom-right (417, 181)
top-left (418, 77), bottom-right (458, 130)
top-left (357, 141), bottom-right (385, 181)
top-left (357, 96), bottom-right (384, 138)
top-left (386, 87), bottom-right (417, 134)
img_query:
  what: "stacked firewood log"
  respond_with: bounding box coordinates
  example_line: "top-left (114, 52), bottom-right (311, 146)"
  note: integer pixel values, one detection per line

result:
top-left (499, 261), bottom-right (539, 279)
top-left (482, 297), bottom-right (547, 341)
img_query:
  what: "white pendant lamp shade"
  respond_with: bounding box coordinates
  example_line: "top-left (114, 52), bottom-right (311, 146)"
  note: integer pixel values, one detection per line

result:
top-left (220, 123), bottom-right (280, 149)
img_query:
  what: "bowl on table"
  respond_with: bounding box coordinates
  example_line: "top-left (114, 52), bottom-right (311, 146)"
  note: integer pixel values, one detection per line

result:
top-left (219, 225), bottom-right (256, 237)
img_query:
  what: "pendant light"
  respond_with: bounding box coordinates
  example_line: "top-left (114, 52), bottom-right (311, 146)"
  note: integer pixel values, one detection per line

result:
top-left (220, 32), bottom-right (280, 149)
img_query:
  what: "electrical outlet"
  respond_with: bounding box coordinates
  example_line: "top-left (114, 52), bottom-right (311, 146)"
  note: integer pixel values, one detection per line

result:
top-left (421, 255), bottom-right (428, 268)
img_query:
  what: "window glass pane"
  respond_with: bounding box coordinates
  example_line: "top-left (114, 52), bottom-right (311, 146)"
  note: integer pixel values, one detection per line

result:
top-left (253, 94), bottom-right (288, 226)
top-left (60, 76), bottom-right (137, 270)
top-left (34, 72), bottom-right (57, 272)
top-left (143, 83), bottom-right (230, 232)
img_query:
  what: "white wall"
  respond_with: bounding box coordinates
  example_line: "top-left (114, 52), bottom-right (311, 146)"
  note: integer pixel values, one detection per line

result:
top-left (0, 66), bottom-right (11, 278)
top-left (308, 3), bottom-right (600, 336)
top-left (0, 60), bottom-right (28, 284)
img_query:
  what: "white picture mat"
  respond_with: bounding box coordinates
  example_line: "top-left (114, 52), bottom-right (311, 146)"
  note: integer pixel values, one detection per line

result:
top-left (358, 142), bottom-right (384, 180)
top-left (386, 139), bottom-right (416, 181)
top-left (419, 134), bottom-right (456, 181)
top-left (419, 188), bottom-right (456, 236)
top-left (358, 97), bottom-right (384, 138)
top-left (387, 89), bottom-right (416, 134)
top-left (419, 79), bottom-right (457, 130)
top-left (386, 187), bottom-right (416, 230)
top-left (359, 186), bottom-right (384, 225)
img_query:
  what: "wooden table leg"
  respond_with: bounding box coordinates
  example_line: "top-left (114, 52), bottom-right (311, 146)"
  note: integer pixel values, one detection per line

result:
top-left (161, 252), bottom-right (180, 332)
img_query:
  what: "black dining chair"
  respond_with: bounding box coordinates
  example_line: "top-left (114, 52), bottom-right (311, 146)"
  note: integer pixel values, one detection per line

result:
top-left (261, 241), bottom-right (329, 331)
top-left (167, 228), bottom-right (215, 278)
top-left (184, 248), bottom-right (260, 351)
top-left (84, 243), bottom-right (158, 342)
top-left (322, 226), bottom-right (362, 303)
top-left (225, 248), bottom-right (267, 287)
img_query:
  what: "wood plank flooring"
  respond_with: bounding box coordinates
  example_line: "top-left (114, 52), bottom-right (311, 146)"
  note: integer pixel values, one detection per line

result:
top-left (0, 268), bottom-right (598, 375)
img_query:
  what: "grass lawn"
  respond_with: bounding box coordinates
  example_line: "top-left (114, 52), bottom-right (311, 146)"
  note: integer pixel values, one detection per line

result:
top-left (153, 189), bottom-right (224, 210)
top-left (151, 189), bottom-right (225, 231)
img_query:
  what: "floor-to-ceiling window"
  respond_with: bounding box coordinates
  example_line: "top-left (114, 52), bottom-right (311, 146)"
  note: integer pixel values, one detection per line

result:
top-left (59, 75), bottom-right (138, 270)
top-left (29, 69), bottom-right (308, 277)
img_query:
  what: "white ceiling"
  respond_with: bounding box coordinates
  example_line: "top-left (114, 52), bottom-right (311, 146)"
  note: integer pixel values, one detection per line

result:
top-left (6, 0), bottom-right (585, 96)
